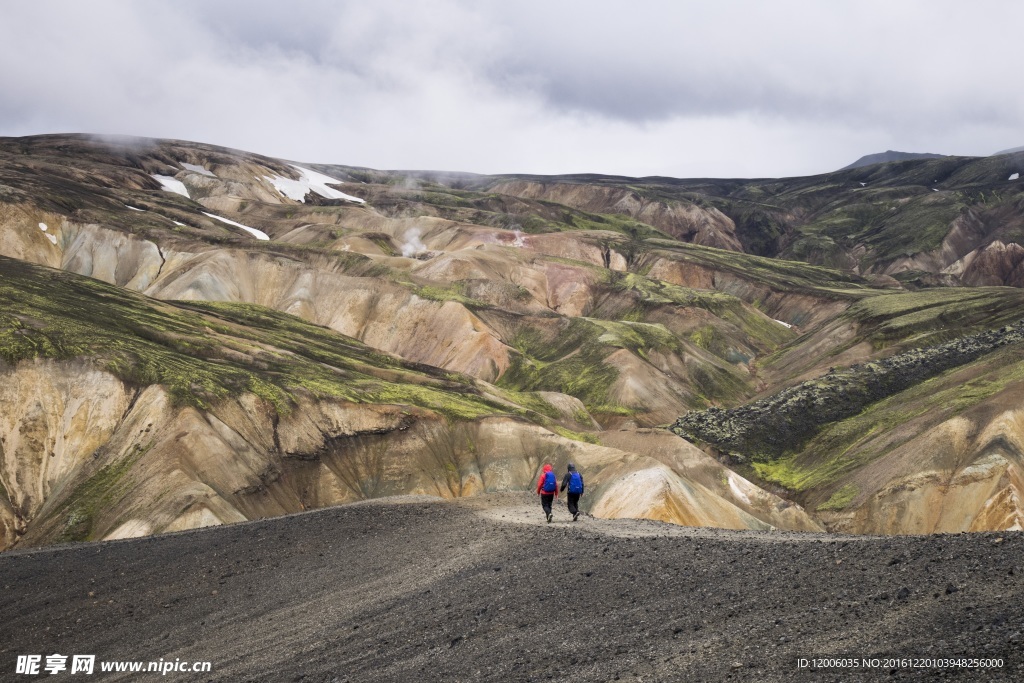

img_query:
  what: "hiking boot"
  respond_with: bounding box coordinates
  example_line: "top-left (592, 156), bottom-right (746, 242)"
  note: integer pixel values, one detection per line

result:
top-left (546, 513), bottom-right (552, 523)
top-left (573, 512), bottom-right (579, 521)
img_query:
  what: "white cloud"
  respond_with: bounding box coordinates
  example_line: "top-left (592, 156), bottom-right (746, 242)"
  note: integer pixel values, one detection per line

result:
top-left (0, 0), bottom-right (1021, 177)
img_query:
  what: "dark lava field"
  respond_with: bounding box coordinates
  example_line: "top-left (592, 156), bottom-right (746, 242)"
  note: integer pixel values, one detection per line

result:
top-left (1, 494), bottom-right (1022, 682)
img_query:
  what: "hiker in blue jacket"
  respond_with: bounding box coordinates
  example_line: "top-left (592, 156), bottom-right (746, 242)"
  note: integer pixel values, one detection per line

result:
top-left (560, 463), bottom-right (585, 521)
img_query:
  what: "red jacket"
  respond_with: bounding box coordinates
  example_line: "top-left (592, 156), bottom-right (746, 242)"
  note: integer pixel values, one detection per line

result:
top-left (536, 464), bottom-right (558, 497)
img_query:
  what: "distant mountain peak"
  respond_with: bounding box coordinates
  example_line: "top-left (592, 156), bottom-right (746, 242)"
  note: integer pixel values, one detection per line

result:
top-left (992, 145), bottom-right (1024, 156)
top-left (840, 150), bottom-right (947, 171)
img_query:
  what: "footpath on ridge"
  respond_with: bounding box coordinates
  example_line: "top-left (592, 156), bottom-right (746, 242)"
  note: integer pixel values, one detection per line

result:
top-left (0, 493), bottom-right (1021, 682)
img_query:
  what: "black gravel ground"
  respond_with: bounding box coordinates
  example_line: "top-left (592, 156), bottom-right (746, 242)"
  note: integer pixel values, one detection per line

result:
top-left (0, 493), bottom-right (1021, 682)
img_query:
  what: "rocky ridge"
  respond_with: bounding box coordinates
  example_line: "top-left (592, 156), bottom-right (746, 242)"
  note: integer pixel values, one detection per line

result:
top-left (673, 319), bottom-right (1024, 458)
top-left (0, 495), bottom-right (1021, 682)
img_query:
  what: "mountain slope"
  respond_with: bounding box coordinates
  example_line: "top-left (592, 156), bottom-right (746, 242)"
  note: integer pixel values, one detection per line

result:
top-left (2, 133), bottom-right (1024, 541)
top-left (0, 256), bottom-right (820, 550)
top-left (840, 150), bottom-right (947, 170)
top-left (674, 288), bottom-right (1024, 532)
top-left (468, 153), bottom-right (1024, 281)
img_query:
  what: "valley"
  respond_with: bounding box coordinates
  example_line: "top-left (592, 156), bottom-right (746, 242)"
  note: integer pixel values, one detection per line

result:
top-left (1, 134), bottom-right (1024, 550)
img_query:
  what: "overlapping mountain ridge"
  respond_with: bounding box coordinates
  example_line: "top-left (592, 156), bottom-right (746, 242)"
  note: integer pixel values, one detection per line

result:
top-left (1, 133), bottom-right (1023, 549)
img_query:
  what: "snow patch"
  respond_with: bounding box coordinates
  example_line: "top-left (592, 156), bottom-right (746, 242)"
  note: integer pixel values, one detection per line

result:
top-left (859, 182), bottom-right (866, 187)
top-left (152, 174), bottom-right (190, 198)
top-left (125, 205), bottom-right (145, 211)
top-left (400, 227), bottom-right (427, 257)
top-left (172, 220), bottom-right (185, 226)
top-left (1010, 173), bottom-right (1020, 181)
top-left (202, 212), bottom-right (270, 241)
top-left (181, 162), bottom-right (216, 177)
top-left (932, 188), bottom-right (939, 192)
top-left (37, 221), bottom-right (57, 244)
top-left (773, 319), bottom-right (793, 329)
top-left (264, 165), bottom-right (365, 204)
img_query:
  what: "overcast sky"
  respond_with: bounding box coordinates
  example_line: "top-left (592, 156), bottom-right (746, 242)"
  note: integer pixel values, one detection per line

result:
top-left (1, 1), bottom-right (1021, 178)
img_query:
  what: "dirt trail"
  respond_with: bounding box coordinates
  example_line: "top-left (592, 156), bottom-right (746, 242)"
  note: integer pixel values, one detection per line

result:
top-left (470, 493), bottom-right (869, 542)
top-left (0, 494), bottom-right (1022, 682)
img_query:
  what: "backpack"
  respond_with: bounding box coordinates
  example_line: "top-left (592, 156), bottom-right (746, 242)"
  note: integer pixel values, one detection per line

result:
top-left (541, 470), bottom-right (557, 493)
top-left (568, 471), bottom-right (583, 494)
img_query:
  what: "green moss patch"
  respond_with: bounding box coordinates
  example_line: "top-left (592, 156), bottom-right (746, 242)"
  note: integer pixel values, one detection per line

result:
top-left (56, 443), bottom-right (150, 543)
top-left (643, 239), bottom-right (873, 300)
top-left (816, 484), bottom-right (859, 511)
top-left (550, 426), bottom-right (600, 444)
top-left (847, 287), bottom-right (1024, 347)
top-left (497, 318), bottom-right (623, 411)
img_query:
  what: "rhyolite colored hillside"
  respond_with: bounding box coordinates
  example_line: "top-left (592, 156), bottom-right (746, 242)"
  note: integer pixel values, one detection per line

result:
top-left (1, 133), bottom-right (1023, 547)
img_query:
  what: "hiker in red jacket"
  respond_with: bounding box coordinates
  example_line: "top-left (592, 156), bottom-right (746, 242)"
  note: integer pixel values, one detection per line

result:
top-left (536, 463), bottom-right (559, 523)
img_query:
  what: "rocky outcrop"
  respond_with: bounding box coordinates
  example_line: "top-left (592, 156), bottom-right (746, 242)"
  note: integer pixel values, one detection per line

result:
top-left (673, 320), bottom-right (1024, 458)
top-left (951, 240), bottom-right (1024, 287)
